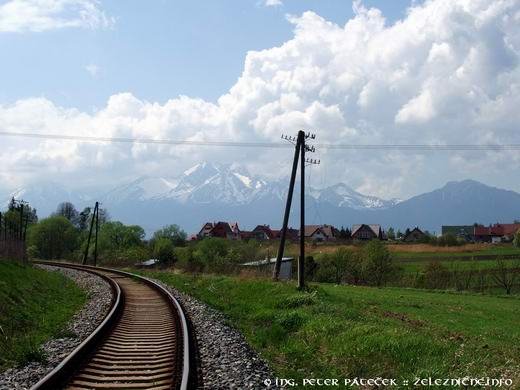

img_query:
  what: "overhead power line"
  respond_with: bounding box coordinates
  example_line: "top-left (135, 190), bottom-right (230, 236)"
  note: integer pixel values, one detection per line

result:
top-left (1, 130), bottom-right (520, 151)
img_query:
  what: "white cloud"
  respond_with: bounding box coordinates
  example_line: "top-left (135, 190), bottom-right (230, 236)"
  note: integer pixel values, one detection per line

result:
top-left (1, 0), bottom-right (520, 199)
top-left (0, 0), bottom-right (115, 33)
top-left (84, 63), bottom-right (100, 77)
top-left (264, 0), bottom-right (283, 7)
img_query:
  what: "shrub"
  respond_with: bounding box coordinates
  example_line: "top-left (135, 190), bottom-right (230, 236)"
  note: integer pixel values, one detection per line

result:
top-left (153, 238), bottom-right (176, 266)
top-left (513, 229), bottom-right (520, 248)
top-left (422, 261), bottom-right (451, 289)
top-left (315, 248), bottom-right (361, 284)
top-left (361, 240), bottom-right (394, 286)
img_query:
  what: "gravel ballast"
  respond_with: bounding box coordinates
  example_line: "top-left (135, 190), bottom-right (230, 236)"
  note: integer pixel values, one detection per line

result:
top-left (0, 265), bottom-right (113, 390)
top-left (151, 278), bottom-right (282, 390)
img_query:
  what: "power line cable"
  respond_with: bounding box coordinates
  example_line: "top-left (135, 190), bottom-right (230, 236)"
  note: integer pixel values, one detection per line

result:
top-left (1, 131), bottom-right (520, 151)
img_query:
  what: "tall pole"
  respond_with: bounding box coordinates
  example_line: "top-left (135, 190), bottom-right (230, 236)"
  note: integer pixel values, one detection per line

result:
top-left (82, 203), bottom-right (97, 265)
top-left (299, 133), bottom-right (305, 289)
top-left (94, 202), bottom-right (99, 267)
top-left (273, 132), bottom-right (302, 280)
top-left (19, 203), bottom-right (24, 240)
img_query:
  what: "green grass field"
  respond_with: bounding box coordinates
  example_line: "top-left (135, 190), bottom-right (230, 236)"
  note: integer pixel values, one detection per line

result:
top-left (399, 259), bottom-right (520, 274)
top-left (145, 271), bottom-right (520, 388)
top-left (0, 261), bottom-right (86, 371)
top-left (392, 246), bottom-right (520, 260)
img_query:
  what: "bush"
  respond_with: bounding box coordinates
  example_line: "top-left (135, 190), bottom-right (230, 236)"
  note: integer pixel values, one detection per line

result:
top-left (315, 248), bottom-right (361, 284)
top-left (304, 256), bottom-right (318, 281)
top-left (361, 241), bottom-right (394, 286)
top-left (436, 233), bottom-right (461, 247)
top-left (153, 238), bottom-right (176, 266)
top-left (422, 261), bottom-right (451, 289)
top-left (513, 229), bottom-right (520, 248)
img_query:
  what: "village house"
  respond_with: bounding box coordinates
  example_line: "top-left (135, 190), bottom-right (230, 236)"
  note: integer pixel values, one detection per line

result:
top-left (403, 227), bottom-right (426, 242)
top-left (252, 225), bottom-right (277, 240)
top-left (351, 224), bottom-right (384, 240)
top-left (197, 221), bottom-right (241, 240)
top-left (474, 223), bottom-right (520, 243)
top-left (300, 224), bottom-right (339, 242)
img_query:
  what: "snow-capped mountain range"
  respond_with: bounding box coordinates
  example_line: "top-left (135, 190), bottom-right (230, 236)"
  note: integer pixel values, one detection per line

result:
top-left (100, 162), bottom-right (398, 209)
top-left (3, 162), bottom-right (520, 235)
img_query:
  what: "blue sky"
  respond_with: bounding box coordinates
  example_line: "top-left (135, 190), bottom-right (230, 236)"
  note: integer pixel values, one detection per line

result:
top-left (1, 0), bottom-right (520, 200)
top-left (0, 0), bottom-right (417, 110)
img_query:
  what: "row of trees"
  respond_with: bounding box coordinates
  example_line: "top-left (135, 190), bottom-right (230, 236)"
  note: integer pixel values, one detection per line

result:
top-left (24, 202), bottom-right (187, 264)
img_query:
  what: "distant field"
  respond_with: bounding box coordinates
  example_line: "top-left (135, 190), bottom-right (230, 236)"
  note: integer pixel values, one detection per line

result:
top-left (145, 271), bottom-right (520, 388)
top-left (286, 242), bottom-right (520, 261)
top-left (0, 261), bottom-right (86, 371)
top-left (400, 259), bottom-right (520, 273)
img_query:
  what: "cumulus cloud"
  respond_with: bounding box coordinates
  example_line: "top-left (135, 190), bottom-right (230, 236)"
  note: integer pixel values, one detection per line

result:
top-left (263, 0), bottom-right (283, 7)
top-left (1, 0), bottom-right (520, 199)
top-left (0, 0), bottom-right (115, 33)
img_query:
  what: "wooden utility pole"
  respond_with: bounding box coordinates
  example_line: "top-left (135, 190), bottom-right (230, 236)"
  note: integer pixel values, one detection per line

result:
top-left (82, 202), bottom-right (99, 265)
top-left (274, 130), bottom-right (319, 290)
top-left (18, 204), bottom-right (23, 240)
top-left (273, 132), bottom-right (302, 280)
top-left (94, 204), bottom-right (99, 267)
top-left (299, 132), bottom-right (305, 289)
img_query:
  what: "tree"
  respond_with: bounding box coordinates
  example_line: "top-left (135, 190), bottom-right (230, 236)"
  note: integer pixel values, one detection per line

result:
top-left (27, 216), bottom-right (79, 259)
top-left (97, 222), bottom-right (145, 252)
top-left (153, 238), bottom-right (176, 265)
top-left (2, 201), bottom-right (38, 238)
top-left (55, 202), bottom-right (79, 224)
top-left (77, 207), bottom-right (92, 231)
top-left (387, 227), bottom-right (395, 240)
top-left (396, 229), bottom-right (403, 239)
top-left (152, 224), bottom-right (187, 247)
top-left (361, 240), bottom-right (394, 286)
top-left (492, 258), bottom-right (519, 295)
top-left (513, 229), bottom-right (520, 248)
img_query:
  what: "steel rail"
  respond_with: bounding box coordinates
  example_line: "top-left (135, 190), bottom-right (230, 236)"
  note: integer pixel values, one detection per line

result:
top-left (30, 261), bottom-right (192, 390)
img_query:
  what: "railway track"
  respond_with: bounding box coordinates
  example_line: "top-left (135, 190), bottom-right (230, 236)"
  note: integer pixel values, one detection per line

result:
top-left (31, 262), bottom-right (193, 390)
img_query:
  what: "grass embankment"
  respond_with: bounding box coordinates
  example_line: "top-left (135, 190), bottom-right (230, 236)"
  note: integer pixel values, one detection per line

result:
top-left (146, 271), bottom-right (520, 388)
top-left (0, 261), bottom-right (86, 371)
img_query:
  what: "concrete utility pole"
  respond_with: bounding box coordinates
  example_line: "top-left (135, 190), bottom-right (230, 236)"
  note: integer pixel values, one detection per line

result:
top-left (274, 130), bottom-right (319, 290)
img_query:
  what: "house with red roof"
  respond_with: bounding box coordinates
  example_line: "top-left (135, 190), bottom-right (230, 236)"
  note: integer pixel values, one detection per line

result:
top-left (474, 223), bottom-right (520, 243)
top-left (197, 221), bottom-right (241, 240)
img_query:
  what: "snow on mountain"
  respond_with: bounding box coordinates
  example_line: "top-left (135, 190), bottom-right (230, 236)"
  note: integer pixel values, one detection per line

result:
top-left (315, 183), bottom-right (399, 210)
top-left (97, 162), bottom-right (395, 208)
top-left (2, 182), bottom-right (77, 216)
top-left (102, 176), bottom-right (178, 202)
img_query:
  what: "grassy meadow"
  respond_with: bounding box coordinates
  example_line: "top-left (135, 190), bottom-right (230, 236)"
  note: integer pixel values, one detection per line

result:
top-left (0, 261), bottom-right (86, 371)
top-left (145, 271), bottom-right (520, 388)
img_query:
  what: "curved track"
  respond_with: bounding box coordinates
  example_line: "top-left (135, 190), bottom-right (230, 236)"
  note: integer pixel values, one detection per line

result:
top-left (31, 262), bottom-right (192, 390)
